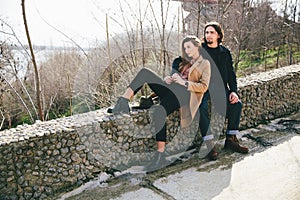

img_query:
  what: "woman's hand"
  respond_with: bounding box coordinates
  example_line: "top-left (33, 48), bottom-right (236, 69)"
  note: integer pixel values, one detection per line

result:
top-left (164, 76), bottom-right (173, 84)
top-left (172, 73), bottom-right (186, 86)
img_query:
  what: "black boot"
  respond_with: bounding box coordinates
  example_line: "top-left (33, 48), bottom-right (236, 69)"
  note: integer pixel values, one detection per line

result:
top-left (144, 151), bottom-right (168, 173)
top-left (107, 97), bottom-right (130, 114)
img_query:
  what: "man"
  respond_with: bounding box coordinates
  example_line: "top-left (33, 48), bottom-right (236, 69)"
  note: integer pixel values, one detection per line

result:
top-left (199, 21), bottom-right (249, 161)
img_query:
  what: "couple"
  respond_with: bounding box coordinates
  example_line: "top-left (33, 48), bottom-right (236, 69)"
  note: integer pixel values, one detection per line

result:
top-left (108, 22), bottom-right (248, 172)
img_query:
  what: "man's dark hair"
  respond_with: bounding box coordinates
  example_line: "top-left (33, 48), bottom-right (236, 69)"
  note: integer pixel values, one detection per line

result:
top-left (204, 21), bottom-right (224, 44)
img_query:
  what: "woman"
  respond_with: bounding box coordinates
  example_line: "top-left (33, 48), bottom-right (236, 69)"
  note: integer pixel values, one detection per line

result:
top-left (108, 35), bottom-right (211, 172)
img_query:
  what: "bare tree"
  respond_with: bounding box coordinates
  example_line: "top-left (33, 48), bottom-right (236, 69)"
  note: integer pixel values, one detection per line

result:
top-left (106, 14), bottom-right (114, 85)
top-left (21, 0), bottom-right (44, 121)
top-left (231, 0), bottom-right (252, 72)
top-left (37, 50), bottom-right (82, 119)
top-left (0, 20), bottom-right (38, 120)
top-left (1, 0), bottom-right (298, 129)
top-left (287, 0), bottom-right (299, 64)
top-left (275, 0), bottom-right (290, 68)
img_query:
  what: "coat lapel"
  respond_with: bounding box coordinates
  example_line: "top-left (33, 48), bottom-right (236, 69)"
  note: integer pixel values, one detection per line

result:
top-left (188, 55), bottom-right (204, 77)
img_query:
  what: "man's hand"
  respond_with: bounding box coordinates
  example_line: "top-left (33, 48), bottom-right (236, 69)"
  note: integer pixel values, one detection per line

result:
top-left (229, 92), bottom-right (239, 104)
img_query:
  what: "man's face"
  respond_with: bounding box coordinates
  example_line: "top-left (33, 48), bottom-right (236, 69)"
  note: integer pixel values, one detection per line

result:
top-left (205, 26), bottom-right (219, 45)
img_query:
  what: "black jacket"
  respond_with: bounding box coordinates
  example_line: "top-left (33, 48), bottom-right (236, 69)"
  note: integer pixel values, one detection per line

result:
top-left (202, 43), bottom-right (238, 96)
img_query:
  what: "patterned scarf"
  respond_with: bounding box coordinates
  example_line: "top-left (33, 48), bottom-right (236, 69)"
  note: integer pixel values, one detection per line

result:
top-left (180, 57), bottom-right (198, 80)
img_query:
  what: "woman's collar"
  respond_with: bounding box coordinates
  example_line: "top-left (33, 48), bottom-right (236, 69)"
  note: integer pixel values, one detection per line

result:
top-left (194, 55), bottom-right (203, 63)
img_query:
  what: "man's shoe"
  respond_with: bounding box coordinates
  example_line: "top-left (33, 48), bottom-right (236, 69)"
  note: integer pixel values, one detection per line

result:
top-left (144, 151), bottom-right (168, 173)
top-left (205, 139), bottom-right (218, 160)
top-left (107, 97), bottom-right (130, 114)
top-left (224, 135), bottom-right (249, 154)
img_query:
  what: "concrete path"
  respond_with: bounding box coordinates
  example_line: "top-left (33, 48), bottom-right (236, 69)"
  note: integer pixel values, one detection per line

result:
top-left (118, 136), bottom-right (300, 200)
top-left (59, 113), bottom-right (300, 200)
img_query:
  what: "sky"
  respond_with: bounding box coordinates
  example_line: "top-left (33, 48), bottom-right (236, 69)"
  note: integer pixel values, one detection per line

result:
top-left (0, 0), bottom-right (183, 48)
top-left (0, 0), bottom-right (298, 48)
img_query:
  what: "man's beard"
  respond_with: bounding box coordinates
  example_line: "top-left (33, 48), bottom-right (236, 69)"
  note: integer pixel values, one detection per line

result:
top-left (206, 40), bottom-right (213, 44)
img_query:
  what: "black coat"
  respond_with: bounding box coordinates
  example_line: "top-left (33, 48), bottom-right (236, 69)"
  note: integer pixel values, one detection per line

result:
top-left (201, 43), bottom-right (238, 96)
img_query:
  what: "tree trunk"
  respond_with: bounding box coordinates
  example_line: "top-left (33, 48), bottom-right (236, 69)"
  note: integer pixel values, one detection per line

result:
top-left (21, 0), bottom-right (44, 121)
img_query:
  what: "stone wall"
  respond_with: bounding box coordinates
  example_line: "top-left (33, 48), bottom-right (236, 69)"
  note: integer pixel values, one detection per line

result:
top-left (238, 64), bottom-right (299, 128)
top-left (0, 64), bottom-right (299, 199)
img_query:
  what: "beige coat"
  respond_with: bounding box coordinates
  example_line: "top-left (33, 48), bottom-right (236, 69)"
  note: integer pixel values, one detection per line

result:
top-left (180, 55), bottom-right (211, 127)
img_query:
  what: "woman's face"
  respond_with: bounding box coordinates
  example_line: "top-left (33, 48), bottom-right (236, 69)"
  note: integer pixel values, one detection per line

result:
top-left (183, 41), bottom-right (199, 59)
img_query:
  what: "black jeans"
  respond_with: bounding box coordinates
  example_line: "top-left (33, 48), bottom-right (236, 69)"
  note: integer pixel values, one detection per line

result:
top-left (129, 68), bottom-right (190, 142)
top-left (199, 92), bottom-right (242, 137)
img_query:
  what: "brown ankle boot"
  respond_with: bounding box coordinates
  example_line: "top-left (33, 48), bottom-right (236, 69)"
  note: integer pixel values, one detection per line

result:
top-left (205, 140), bottom-right (218, 160)
top-left (224, 135), bottom-right (249, 154)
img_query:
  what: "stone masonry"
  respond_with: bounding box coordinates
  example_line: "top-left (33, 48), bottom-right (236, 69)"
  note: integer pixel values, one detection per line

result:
top-left (0, 64), bottom-right (299, 199)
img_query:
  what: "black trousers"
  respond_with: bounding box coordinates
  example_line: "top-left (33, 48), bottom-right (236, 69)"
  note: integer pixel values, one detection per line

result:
top-left (129, 68), bottom-right (190, 142)
top-left (199, 91), bottom-right (242, 137)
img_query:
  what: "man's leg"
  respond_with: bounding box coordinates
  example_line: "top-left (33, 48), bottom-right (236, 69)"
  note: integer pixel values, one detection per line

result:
top-left (224, 101), bottom-right (248, 153)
